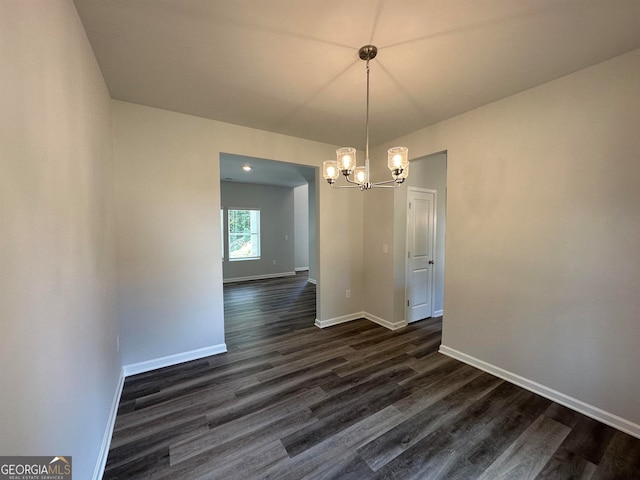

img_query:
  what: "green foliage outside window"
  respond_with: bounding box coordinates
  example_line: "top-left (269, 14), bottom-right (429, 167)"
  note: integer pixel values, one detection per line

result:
top-left (228, 209), bottom-right (260, 259)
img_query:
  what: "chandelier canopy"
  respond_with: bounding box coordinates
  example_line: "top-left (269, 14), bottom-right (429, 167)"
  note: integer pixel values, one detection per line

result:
top-left (323, 45), bottom-right (409, 190)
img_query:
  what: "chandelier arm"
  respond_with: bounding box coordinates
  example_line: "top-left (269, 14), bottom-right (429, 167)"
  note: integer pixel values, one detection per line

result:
top-left (343, 175), bottom-right (363, 186)
top-left (372, 178), bottom-right (399, 185)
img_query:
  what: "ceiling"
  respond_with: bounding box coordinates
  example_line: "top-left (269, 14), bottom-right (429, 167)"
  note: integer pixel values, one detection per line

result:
top-left (74, 0), bottom-right (640, 150)
top-left (220, 153), bottom-right (315, 188)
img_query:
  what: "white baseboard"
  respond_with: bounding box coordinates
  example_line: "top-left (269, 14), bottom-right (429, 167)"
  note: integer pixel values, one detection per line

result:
top-left (294, 267), bottom-right (309, 272)
top-left (307, 278), bottom-right (317, 285)
top-left (433, 309), bottom-right (444, 317)
top-left (315, 311), bottom-right (407, 331)
top-left (439, 345), bottom-right (640, 439)
top-left (315, 312), bottom-right (365, 328)
top-left (92, 369), bottom-right (125, 480)
top-left (223, 272), bottom-right (296, 284)
top-left (123, 343), bottom-right (228, 377)
top-left (364, 312), bottom-right (407, 330)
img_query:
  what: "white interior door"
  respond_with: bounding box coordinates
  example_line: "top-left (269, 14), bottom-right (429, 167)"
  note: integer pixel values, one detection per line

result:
top-left (406, 189), bottom-right (436, 323)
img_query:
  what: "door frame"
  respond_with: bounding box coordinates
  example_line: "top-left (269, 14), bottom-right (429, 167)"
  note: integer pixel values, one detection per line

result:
top-left (405, 187), bottom-right (437, 323)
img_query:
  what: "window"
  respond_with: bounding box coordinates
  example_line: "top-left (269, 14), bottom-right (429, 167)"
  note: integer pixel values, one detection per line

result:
top-left (228, 209), bottom-right (260, 260)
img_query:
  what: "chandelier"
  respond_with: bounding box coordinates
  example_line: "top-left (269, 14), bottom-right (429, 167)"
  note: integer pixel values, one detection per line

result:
top-left (323, 45), bottom-right (409, 190)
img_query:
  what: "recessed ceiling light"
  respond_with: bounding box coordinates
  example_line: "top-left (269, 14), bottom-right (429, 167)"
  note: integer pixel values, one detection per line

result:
top-left (242, 165), bottom-right (252, 172)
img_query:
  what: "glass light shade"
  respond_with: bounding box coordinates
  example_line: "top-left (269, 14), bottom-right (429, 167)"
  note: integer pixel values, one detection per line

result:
top-left (337, 147), bottom-right (357, 173)
top-left (323, 160), bottom-right (339, 181)
top-left (388, 146), bottom-right (409, 172)
top-left (354, 166), bottom-right (367, 184)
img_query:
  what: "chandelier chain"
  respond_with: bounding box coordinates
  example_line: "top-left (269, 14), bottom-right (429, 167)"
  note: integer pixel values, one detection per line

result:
top-left (365, 58), bottom-right (370, 163)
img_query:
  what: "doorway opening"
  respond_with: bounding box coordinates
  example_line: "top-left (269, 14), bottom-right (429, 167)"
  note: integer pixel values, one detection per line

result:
top-left (404, 151), bottom-right (447, 323)
top-left (219, 153), bottom-right (318, 348)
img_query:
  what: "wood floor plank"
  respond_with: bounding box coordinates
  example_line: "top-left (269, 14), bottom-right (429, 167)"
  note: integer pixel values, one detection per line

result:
top-left (543, 402), bottom-right (583, 429)
top-left (320, 353), bottom-right (419, 397)
top-left (336, 343), bottom-right (416, 377)
top-left (358, 372), bottom-right (503, 471)
top-left (110, 390), bottom-right (233, 450)
top-left (440, 390), bottom-right (553, 479)
top-left (104, 447), bottom-right (170, 480)
top-left (274, 335), bottom-right (350, 361)
top-left (204, 373), bottom-right (329, 430)
top-left (372, 382), bottom-right (551, 479)
top-left (112, 384), bottom-right (235, 433)
top-left (262, 405), bottom-right (406, 480)
top-left (535, 447), bottom-right (597, 480)
top-left (315, 453), bottom-right (375, 480)
top-left (591, 430), bottom-right (640, 479)
top-left (393, 362), bottom-right (484, 414)
top-left (310, 363), bottom-right (416, 419)
top-left (397, 352), bottom-right (463, 389)
top-left (119, 359), bottom-right (211, 401)
top-left (105, 415), bottom-right (209, 472)
top-left (198, 440), bottom-right (290, 480)
top-left (254, 344), bottom-right (355, 382)
top-left (281, 373), bottom-right (412, 457)
top-left (405, 333), bottom-right (444, 359)
top-left (129, 363), bottom-right (265, 411)
top-left (169, 387), bottom-right (326, 465)
top-left (103, 272), bottom-right (640, 480)
top-left (477, 415), bottom-right (571, 480)
top-left (164, 408), bottom-right (316, 478)
top-left (554, 416), bottom-right (616, 465)
top-left (233, 357), bottom-right (346, 399)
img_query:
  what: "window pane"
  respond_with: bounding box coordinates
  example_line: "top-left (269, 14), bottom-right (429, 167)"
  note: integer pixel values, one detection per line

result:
top-left (228, 209), bottom-right (260, 260)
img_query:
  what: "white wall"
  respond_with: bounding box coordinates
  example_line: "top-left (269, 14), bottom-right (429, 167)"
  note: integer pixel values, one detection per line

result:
top-left (294, 184), bottom-right (310, 271)
top-left (221, 181), bottom-right (295, 280)
top-left (112, 100), bottom-right (364, 367)
top-left (369, 49), bottom-right (640, 432)
top-left (0, 2), bottom-right (120, 479)
top-left (363, 188), bottom-right (395, 322)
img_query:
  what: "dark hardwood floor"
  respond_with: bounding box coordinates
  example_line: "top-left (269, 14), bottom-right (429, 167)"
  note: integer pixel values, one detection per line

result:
top-left (104, 272), bottom-right (640, 479)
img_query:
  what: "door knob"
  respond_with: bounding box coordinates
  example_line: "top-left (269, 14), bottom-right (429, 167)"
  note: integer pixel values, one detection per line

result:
top-left (428, 260), bottom-right (434, 264)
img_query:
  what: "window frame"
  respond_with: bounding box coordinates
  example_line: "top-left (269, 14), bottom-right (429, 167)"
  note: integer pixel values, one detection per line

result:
top-left (227, 208), bottom-right (261, 261)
